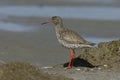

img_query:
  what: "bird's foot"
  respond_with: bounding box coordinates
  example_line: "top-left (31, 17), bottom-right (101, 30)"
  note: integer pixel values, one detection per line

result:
top-left (67, 58), bottom-right (74, 69)
top-left (67, 66), bottom-right (72, 69)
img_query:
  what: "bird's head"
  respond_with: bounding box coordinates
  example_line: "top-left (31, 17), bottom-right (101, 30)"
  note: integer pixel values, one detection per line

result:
top-left (41, 16), bottom-right (63, 25)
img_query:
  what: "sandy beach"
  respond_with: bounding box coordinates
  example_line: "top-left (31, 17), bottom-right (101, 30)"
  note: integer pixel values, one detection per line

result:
top-left (0, 0), bottom-right (120, 80)
top-left (0, 16), bottom-right (120, 80)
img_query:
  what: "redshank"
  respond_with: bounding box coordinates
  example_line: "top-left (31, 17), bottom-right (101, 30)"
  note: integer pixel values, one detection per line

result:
top-left (41, 16), bottom-right (95, 69)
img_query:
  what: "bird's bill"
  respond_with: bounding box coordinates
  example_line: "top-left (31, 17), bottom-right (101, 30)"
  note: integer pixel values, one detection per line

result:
top-left (41, 22), bottom-right (48, 25)
top-left (41, 19), bottom-right (53, 25)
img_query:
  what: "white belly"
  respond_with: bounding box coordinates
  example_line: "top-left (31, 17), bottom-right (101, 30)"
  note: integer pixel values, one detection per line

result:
top-left (57, 36), bottom-right (92, 48)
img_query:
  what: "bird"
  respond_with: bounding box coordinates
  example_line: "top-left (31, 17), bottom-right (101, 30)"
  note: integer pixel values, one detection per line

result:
top-left (41, 16), bottom-right (95, 69)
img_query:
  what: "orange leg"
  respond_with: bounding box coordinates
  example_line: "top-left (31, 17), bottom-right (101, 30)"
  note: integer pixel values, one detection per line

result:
top-left (68, 48), bottom-right (76, 69)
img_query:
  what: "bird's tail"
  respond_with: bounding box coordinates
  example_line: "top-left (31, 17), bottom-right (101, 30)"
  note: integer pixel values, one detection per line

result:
top-left (86, 41), bottom-right (96, 46)
top-left (90, 43), bottom-right (96, 46)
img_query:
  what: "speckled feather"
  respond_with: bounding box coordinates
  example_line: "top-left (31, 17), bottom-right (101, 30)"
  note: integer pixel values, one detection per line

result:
top-left (59, 27), bottom-right (87, 44)
top-left (55, 25), bottom-right (94, 48)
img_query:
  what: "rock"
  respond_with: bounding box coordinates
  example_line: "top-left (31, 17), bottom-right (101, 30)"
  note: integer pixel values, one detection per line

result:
top-left (78, 39), bottom-right (120, 71)
top-left (0, 62), bottom-right (72, 80)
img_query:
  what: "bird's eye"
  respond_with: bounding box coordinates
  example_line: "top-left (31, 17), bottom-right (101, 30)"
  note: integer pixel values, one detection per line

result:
top-left (52, 18), bottom-right (55, 20)
top-left (52, 16), bottom-right (57, 20)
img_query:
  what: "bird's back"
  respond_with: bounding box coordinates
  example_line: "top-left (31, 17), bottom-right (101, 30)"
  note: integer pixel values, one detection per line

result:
top-left (55, 26), bottom-right (95, 48)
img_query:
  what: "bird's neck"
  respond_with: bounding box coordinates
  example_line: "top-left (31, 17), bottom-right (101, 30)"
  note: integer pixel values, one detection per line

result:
top-left (55, 21), bottom-right (63, 27)
top-left (55, 24), bottom-right (64, 33)
top-left (55, 23), bottom-right (64, 31)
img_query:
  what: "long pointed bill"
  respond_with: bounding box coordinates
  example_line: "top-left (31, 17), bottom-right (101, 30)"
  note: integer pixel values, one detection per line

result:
top-left (41, 19), bottom-right (53, 25)
top-left (41, 22), bottom-right (48, 25)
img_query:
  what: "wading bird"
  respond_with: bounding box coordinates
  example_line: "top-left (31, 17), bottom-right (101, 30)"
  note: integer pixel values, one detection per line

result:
top-left (41, 16), bottom-right (95, 69)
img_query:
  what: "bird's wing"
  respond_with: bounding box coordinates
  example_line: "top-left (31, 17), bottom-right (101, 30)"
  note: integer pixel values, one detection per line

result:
top-left (60, 27), bottom-right (87, 44)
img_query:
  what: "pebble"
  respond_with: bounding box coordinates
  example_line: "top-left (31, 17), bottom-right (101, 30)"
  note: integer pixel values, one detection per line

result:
top-left (75, 68), bottom-right (81, 71)
top-left (42, 66), bottom-right (53, 69)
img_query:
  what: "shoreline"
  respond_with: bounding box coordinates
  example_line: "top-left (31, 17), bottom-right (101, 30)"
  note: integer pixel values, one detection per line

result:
top-left (2, 16), bottom-right (120, 38)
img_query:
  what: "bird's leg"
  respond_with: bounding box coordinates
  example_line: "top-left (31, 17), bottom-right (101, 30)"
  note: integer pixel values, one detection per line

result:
top-left (68, 48), bottom-right (76, 69)
top-left (71, 49), bottom-right (76, 66)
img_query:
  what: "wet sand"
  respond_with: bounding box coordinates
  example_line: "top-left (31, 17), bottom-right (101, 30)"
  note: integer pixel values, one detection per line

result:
top-left (41, 65), bottom-right (120, 80)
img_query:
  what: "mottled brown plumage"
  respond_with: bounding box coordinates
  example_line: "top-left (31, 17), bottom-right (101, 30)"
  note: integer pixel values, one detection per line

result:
top-left (41, 16), bottom-right (95, 69)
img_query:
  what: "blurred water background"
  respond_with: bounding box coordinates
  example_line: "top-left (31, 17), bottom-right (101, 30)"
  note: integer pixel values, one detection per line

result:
top-left (0, 0), bottom-right (119, 66)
